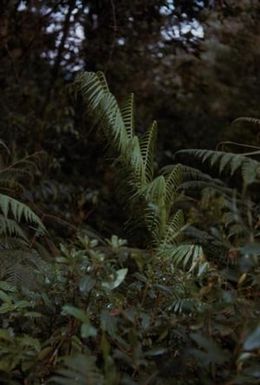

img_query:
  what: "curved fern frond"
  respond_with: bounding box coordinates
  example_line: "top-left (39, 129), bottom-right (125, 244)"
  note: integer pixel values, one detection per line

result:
top-left (162, 163), bottom-right (232, 200)
top-left (232, 117), bottom-right (260, 127)
top-left (127, 136), bottom-right (145, 186)
top-left (1, 152), bottom-right (44, 177)
top-left (180, 165), bottom-right (223, 185)
top-left (121, 93), bottom-right (135, 139)
top-left (0, 215), bottom-right (27, 239)
top-left (141, 175), bottom-right (166, 207)
top-left (139, 176), bottom-right (168, 241)
top-left (75, 72), bottom-right (129, 155)
top-left (0, 194), bottom-right (46, 236)
top-left (76, 71), bottom-right (108, 110)
top-left (165, 164), bottom-right (183, 210)
top-left (0, 177), bottom-right (24, 194)
top-left (96, 71), bottom-right (109, 93)
top-left (176, 149), bottom-right (260, 187)
top-left (160, 210), bottom-right (185, 246)
top-left (0, 248), bottom-right (47, 288)
top-left (161, 244), bottom-right (205, 270)
top-left (0, 139), bottom-right (10, 154)
top-left (140, 121), bottom-right (157, 182)
top-left (144, 202), bottom-right (161, 243)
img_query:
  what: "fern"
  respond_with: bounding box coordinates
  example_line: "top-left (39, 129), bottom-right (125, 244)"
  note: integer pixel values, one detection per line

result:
top-left (75, 71), bottom-right (210, 273)
top-left (76, 71), bottom-right (205, 270)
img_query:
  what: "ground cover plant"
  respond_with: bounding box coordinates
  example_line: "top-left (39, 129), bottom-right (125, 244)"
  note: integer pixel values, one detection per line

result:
top-left (0, 71), bottom-right (259, 385)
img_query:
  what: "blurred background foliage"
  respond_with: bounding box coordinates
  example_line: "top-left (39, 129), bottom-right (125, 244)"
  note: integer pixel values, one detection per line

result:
top-left (1, 1), bottom-right (259, 143)
top-left (0, 0), bottom-right (259, 234)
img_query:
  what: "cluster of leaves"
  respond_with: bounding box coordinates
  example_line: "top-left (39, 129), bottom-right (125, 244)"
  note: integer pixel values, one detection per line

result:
top-left (0, 227), bottom-right (259, 385)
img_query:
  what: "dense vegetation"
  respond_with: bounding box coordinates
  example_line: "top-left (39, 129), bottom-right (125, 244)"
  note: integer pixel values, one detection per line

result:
top-left (0, 1), bottom-right (259, 384)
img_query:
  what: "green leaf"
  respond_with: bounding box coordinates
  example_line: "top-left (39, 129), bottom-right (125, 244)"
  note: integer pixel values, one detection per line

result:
top-left (240, 243), bottom-right (260, 256)
top-left (0, 303), bottom-right (15, 313)
top-left (0, 290), bottom-right (12, 303)
top-left (80, 323), bottom-right (97, 338)
top-left (0, 328), bottom-right (12, 340)
top-left (79, 276), bottom-right (96, 294)
top-left (102, 268), bottom-right (128, 290)
top-left (62, 305), bottom-right (89, 323)
top-left (243, 326), bottom-right (260, 351)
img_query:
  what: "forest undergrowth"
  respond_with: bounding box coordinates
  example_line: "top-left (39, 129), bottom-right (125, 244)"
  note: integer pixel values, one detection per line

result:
top-left (0, 73), bottom-right (259, 385)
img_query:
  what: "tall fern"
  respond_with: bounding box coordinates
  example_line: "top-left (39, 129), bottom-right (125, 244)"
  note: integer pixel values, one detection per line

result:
top-left (75, 71), bottom-right (202, 270)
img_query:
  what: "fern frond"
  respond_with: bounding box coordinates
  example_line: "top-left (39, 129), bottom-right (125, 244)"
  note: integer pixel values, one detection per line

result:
top-left (108, 99), bottom-right (129, 154)
top-left (76, 72), bottom-right (108, 110)
top-left (0, 194), bottom-right (46, 235)
top-left (0, 215), bottom-right (27, 239)
top-left (141, 176), bottom-right (166, 206)
top-left (162, 163), bottom-right (234, 204)
top-left (96, 71), bottom-right (109, 92)
top-left (1, 151), bottom-right (44, 176)
top-left (232, 117), bottom-right (260, 127)
top-left (0, 248), bottom-right (47, 289)
top-left (160, 210), bottom-right (185, 247)
top-left (144, 202), bottom-right (161, 243)
top-left (164, 164), bottom-right (183, 210)
top-left (121, 93), bottom-right (135, 139)
top-left (0, 177), bottom-right (24, 194)
top-left (0, 139), bottom-right (10, 154)
top-left (157, 243), bottom-right (204, 270)
top-left (180, 165), bottom-right (223, 185)
top-left (170, 297), bottom-right (207, 314)
top-left (176, 149), bottom-right (260, 187)
top-left (76, 72), bottom-right (129, 156)
top-left (180, 181), bottom-right (232, 197)
top-left (127, 136), bottom-right (145, 186)
top-left (140, 121), bottom-right (157, 182)
top-left (0, 163), bottom-right (33, 180)
top-left (163, 164), bottom-right (225, 193)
